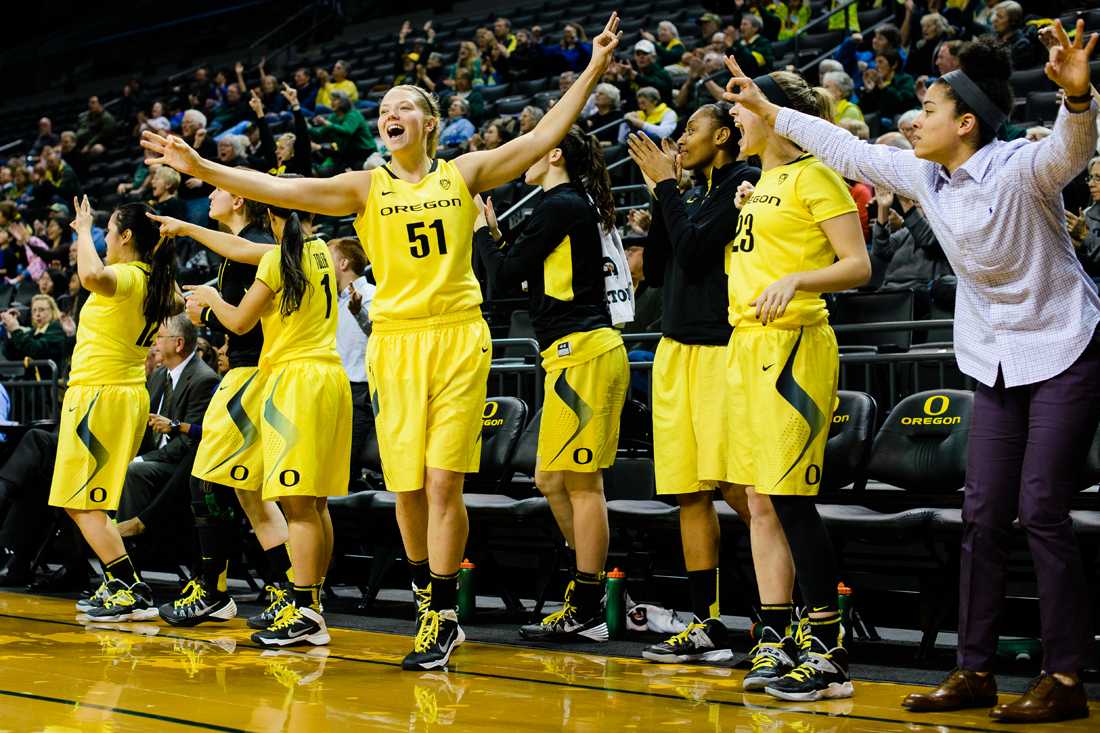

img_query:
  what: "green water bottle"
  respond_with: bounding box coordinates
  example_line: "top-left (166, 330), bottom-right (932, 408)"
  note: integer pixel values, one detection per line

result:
top-left (605, 568), bottom-right (626, 639)
top-left (837, 581), bottom-right (853, 647)
top-left (457, 559), bottom-right (476, 623)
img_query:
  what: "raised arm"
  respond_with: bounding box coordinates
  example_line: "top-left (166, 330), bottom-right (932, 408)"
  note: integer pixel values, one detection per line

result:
top-left (71, 196), bottom-right (117, 296)
top-left (454, 13), bottom-right (622, 194)
top-left (147, 213), bottom-right (274, 266)
top-left (142, 130), bottom-right (368, 216)
top-left (1018, 20), bottom-right (1099, 196)
top-left (722, 57), bottom-right (925, 201)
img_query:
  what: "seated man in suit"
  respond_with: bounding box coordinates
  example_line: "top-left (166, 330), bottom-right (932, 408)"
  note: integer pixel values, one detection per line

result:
top-left (114, 314), bottom-right (219, 539)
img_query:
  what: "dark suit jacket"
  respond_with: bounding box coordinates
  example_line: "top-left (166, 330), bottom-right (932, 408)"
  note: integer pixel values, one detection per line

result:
top-left (139, 354), bottom-right (219, 465)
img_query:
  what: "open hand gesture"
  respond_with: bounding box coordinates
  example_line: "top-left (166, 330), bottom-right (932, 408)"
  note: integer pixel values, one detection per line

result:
top-left (1045, 18), bottom-right (1098, 96)
top-left (70, 195), bottom-right (94, 233)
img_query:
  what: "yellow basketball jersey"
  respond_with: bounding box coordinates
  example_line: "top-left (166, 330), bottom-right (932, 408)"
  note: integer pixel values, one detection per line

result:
top-left (353, 159), bottom-right (482, 323)
top-left (726, 155), bottom-right (856, 329)
top-left (68, 262), bottom-right (154, 387)
top-left (255, 238), bottom-right (341, 367)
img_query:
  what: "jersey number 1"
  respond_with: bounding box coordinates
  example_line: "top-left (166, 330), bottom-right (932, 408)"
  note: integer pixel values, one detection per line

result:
top-left (408, 220), bottom-right (448, 258)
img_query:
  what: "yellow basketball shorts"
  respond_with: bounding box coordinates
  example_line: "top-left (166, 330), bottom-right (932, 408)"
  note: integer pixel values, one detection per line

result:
top-left (368, 309), bottom-right (491, 492)
top-left (653, 339), bottom-right (730, 494)
top-left (538, 342), bottom-right (628, 473)
top-left (192, 366), bottom-right (266, 491)
top-left (260, 360), bottom-right (352, 501)
top-left (48, 384), bottom-right (148, 511)
top-left (727, 324), bottom-right (838, 496)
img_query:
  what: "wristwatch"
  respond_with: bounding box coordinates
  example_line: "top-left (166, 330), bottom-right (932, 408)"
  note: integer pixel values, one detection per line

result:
top-left (169, 419), bottom-right (181, 435)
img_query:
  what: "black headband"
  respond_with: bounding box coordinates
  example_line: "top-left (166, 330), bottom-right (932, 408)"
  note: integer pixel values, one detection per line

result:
top-left (941, 70), bottom-right (1006, 131)
top-left (754, 74), bottom-right (792, 108)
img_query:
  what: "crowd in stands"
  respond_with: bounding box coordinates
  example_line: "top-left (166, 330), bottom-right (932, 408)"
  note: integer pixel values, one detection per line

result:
top-left (0, 0), bottom-right (1095, 593)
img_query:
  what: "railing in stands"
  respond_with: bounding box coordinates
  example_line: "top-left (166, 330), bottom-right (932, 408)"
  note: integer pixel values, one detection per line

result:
top-left (0, 139), bottom-right (24, 155)
top-left (0, 359), bottom-right (61, 425)
top-left (489, 337), bottom-right (543, 409)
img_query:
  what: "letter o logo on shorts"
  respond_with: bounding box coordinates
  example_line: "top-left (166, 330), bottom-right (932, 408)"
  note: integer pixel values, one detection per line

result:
top-left (923, 395), bottom-right (950, 416)
top-left (573, 448), bottom-right (593, 465)
top-left (483, 401), bottom-right (499, 419)
top-left (89, 487), bottom-right (107, 503)
top-left (230, 465), bottom-right (249, 481)
top-left (804, 464), bottom-right (821, 486)
top-left (279, 469), bottom-right (301, 487)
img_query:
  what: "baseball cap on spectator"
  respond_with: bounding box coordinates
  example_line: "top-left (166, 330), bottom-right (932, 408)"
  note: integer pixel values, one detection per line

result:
top-left (699, 13), bottom-right (722, 24)
top-left (634, 39), bottom-right (657, 55)
top-left (48, 203), bottom-right (71, 218)
top-left (406, 52), bottom-right (420, 63)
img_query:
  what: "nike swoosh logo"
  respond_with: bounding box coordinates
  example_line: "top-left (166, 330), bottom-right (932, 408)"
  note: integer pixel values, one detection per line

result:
top-left (67, 406), bottom-right (78, 412)
top-left (762, 363), bottom-right (775, 371)
top-left (481, 346), bottom-right (489, 353)
top-left (381, 191), bottom-right (394, 196)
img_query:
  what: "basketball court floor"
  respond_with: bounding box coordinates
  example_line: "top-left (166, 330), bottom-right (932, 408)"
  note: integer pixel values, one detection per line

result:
top-left (1, 591), bottom-right (1096, 732)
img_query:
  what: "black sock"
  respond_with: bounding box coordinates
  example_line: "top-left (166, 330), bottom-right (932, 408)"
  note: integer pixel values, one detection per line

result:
top-left (293, 583), bottom-right (321, 611)
top-left (571, 570), bottom-right (604, 619)
top-left (687, 567), bottom-right (719, 622)
top-left (761, 603), bottom-right (794, 636)
top-left (429, 571), bottom-right (458, 611)
top-left (264, 544), bottom-right (293, 587)
top-left (808, 610), bottom-right (843, 649)
top-left (407, 557), bottom-right (429, 590)
top-left (200, 556), bottom-right (229, 594)
top-left (104, 554), bottom-right (139, 586)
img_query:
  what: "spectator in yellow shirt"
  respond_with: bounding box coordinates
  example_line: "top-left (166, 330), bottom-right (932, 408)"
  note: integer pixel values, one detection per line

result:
top-left (315, 60), bottom-right (359, 110)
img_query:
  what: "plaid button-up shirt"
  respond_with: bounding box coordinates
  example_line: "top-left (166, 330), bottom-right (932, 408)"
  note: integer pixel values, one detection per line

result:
top-left (776, 104), bottom-right (1100, 387)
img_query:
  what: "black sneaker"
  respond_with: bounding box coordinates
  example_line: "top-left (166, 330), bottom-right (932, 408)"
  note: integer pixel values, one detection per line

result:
top-left (85, 579), bottom-right (158, 622)
top-left (75, 580), bottom-right (109, 614)
top-left (159, 579), bottom-right (238, 627)
top-left (519, 603), bottom-right (609, 643)
top-left (248, 583), bottom-right (291, 630)
top-left (764, 629), bottom-right (853, 701)
top-left (642, 619), bottom-right (733, 663)
top-left (251, 603), bottom-right (330, 647)
top-left (743, 625), bottom-right (798, 691)
top-left (402, 609), bottom-right (465, 670)
top-left (413, 581), bottom-right (431, 627)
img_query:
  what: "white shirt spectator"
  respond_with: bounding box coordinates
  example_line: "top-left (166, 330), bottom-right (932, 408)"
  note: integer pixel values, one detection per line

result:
top-left (336, 273), bottom-right (375, 384)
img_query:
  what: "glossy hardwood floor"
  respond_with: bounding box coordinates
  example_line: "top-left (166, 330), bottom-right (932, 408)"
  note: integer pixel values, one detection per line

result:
top-left (0, 592), bottom-right (1095, 732)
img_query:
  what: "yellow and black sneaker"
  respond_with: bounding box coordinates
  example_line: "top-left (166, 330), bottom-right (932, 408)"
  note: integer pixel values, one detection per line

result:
top-left (85, 578), bottom-right (158, 622)
top-left (518, 602), bottom-right (609, 643)
top-left (642, 618), bottom-right (733, 663)
top-left (248, 583), bottom-right (291, 630)
top-left (764, 624), bottom-right (853, 701)
top-left (402, 609), bottom-right (465, 670)
top-left (159, 579), bottom-right (237, 627)
top-left (76, 580), bottom-right (110, 614)
top-left (251, 602), bottom-right (330, 647)
top-left (743, 625), bottom-right (798, 691)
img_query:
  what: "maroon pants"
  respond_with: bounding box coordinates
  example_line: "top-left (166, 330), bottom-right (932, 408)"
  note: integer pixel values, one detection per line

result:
top-left (958, 330), bottom-right (1100, 673)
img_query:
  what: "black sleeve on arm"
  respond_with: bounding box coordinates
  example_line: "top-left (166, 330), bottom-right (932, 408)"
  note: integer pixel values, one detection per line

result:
top-left (653, 177), bottom-right (745, 271)
top-left (474, 201), bottom-right (570, 291)
top-left (257, 116), bottom-right (276, 172)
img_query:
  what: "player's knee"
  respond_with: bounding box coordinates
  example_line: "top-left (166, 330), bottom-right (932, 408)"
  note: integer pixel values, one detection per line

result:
top-left (718, 482), bottom-right (751, 518)
top-left (535, 470), bottom-right (565, 497)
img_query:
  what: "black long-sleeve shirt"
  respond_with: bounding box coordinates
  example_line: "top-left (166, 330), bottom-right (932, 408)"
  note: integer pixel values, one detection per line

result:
top-left (257, 108), bottom-right (314, 176)
top-left (475, 183), bottom-right (611, 349)
top-left (200, 223), bottom-right (275, 369)
top-left (644, 161), bottom-right (760, 345)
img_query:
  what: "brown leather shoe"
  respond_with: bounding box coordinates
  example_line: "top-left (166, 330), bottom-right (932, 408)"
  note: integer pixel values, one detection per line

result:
top-left (902, 669), bottom-right (998, 712)
top-left (989, 673), bottom-right (1089, 723)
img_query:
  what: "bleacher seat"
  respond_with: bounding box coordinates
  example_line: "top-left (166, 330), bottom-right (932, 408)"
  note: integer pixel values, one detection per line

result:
top-left (495, 95), bottom-right (532, 115)
top-left (1025, 91), bottom-right (1060, 124)
top-left (821, 390), bottom-right (878, 494)
top-left (478, 83), bottom-right (513, 103)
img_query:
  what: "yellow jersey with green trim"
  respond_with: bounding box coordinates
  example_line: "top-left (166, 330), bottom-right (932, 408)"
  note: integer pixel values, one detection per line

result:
top-left (354, 158), bottom-right (482, 323)
top-left (726, 155), bottom-right (856, 329)
top-left (255, 238), bottom-right (341, 367)
top-left (68, 261), bottom-right (154, 387)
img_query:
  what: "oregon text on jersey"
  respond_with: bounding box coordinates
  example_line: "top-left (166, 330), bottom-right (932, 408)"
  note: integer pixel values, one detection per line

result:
top-left (379, 197), bottom-right (462, 216)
